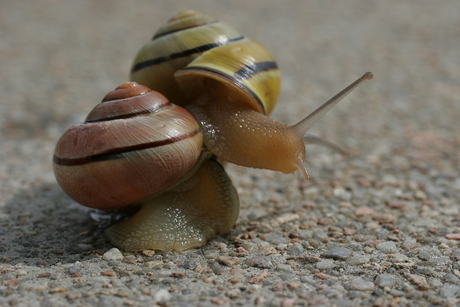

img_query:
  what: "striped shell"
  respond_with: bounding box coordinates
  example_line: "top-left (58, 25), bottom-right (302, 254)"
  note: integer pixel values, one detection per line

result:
top-left (53, 82), bottom-right (203, 210)
top-left (130, 10), bottom-right (281, 115)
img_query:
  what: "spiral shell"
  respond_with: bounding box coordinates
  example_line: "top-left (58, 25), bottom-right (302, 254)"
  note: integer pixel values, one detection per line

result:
top-left (130, 10), bottom-right (243, 105)
top-left (130, 10), bottom-right (281, 115)
top-left (53, 82), bottom-right (203, 210)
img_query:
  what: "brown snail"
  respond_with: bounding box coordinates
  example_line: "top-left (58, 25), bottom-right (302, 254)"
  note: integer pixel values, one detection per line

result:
top-left (53, 10), bottom-right (373, 251)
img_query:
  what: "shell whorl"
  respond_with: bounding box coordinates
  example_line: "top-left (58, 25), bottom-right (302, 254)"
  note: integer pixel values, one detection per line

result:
top-left (130, 10), bottom-right (281, 115)
top-left (53, 82), bottom-right (203, 210)
top-left (175, 38), bottom-right (280, 115)
top-left (130, 10), bottom-right (244, 105)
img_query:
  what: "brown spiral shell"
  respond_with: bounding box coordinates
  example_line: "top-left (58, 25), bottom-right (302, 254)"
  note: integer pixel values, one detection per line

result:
top-left (53, 82), bottom-right (203, 210)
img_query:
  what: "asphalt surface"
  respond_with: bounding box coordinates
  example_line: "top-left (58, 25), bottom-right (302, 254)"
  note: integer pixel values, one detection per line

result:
top-left (1, 1), bottom-right (459, 306)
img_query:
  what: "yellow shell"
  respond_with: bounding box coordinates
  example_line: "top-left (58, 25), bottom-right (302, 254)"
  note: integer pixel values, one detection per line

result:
top-left (130, 10), bottom-right (243, 105)
top-left (175, 38), bottom-right (280, 115)
top-left (130, 10), bottom-right (281, 115)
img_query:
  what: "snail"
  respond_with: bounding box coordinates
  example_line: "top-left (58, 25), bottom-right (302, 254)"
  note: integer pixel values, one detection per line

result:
top-left (53, 10), bottom-right (373, 251)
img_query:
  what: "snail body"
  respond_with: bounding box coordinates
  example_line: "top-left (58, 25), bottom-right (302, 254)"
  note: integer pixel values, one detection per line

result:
top-left (53, 10), bottom-right (372, 251)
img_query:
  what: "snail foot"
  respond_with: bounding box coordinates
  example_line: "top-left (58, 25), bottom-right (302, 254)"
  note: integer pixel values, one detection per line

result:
top-left (105, 159), bottom-right (239, 251)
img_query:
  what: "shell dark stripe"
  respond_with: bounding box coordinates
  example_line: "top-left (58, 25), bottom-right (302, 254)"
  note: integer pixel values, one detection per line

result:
top-left (180, 66), bottom-right (266, 114)
top-left (234, 61), bottom-right (278, 80)
top-left (153, 20), bottom-right (218, 39)
top-left (53, 128), bottom-right (201, 166)
top-left (85, 101), bottom-right (170, 123)
top-left (131, 36), bottom-right (245, 73)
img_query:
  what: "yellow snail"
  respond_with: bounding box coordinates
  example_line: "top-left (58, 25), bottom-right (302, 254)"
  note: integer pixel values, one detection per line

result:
top-left (53, 10), bottom-right (373, 251)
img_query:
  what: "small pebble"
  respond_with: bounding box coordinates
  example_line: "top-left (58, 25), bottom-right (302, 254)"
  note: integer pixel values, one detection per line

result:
top-left (402, 240), bottom-right (417, 251)
top-left (375, 242), bottom-right (398, 253)
top-left (389, 253), bottom-right (409, 263)
top-left (355, 206), bottom-right (374, 217)
top-left (440, 284), bottom-right (460, 298)
top-left (314, 273), bottom-right (330, 280)
top-left (178, 261), bottom-right (197, 270)
top-left (16, 270), bottom-right (27, 277)
top-left (38, 272), bottom-right (51, 278)
top-left (153, 289), bottom-right (171, 302)
top-left (145, 261), bottom-right (164, 267)
top-left (431, 279), bottom-right (444, 289)
top-left (316, 260), bottom-right (337, 270)
top-left (254, 296), bottom-right (266, 305)
top-left (300, 275), bottom-right (317, 285)
top-left (263, 234), bottom-right (289, 244)
top-left (445, 234), bottom-right (460, 240)
top-left (289, 283), bottom-right (301, 290)
top-left (350, 277), bottom-right (375, 291)
top-left (228, 277), bottom-right (239, 284)
top-left (258, 246), bottom-right (278, 255)
top-left (115, 289), bottom-right (132, 297)
top-left (245, 256), bottom-right (273, 268)
top-left (277, 264), bottom-right (293, 273)
top-left (418, 249), bottom-right (436, 261)
top-left (211, 296), bottom-right (229, 305)
top-left (364, 247), bottom-right (373, 254)
top-left (226, 288), bottom-right (242, 298)
top-left (203, 249), bottom-right (219, 259)
top-left (102, 248), bottom-right (124, 261)
top-left (66, 291), bottom-right (82, 300)
top-left (229, 268), bottom-right (247, 275)
top-left (321, 247), bottom-right (352, 260)
top-left (366, 221), bottom-right (380, 230)
top-left (142, 250), bottom-right (155, 257)
top-left (279, 273), bottom-right (296, 281)
top-left (286, 244), bottom-right (304, 255)
top-left (49, 287), bottom-right (66, 293)
top-left (443, 274), bottom-right (460, 285)
top-left (390, 289), bottom-right (404, 297)
top-left (211, 262), bottom-right (224, 274)
top-left (272, 282), bottom-right (288, 291)
top-left (347, 254), bottom-right (370, 265)
top-left (250, 271), bottom-right (269, 284)
top-left (374, 274), bottom-right (397, 288)
top-left (7, 279), bottom-right (21, 288)
top-left (407, 274), bottom-right (429, 290)
top-left (217, 256), bottom-right (241, 267)
top-left (171, 271), bottom-right (185, 278)
top-left (101, 270), bottom-right (116, 277)
top-left (281, 298), bottom-right (296, 307)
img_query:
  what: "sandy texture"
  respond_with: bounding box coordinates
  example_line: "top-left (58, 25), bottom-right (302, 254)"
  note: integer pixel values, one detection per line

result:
top-left (1, 1), bottom-right (460, 306)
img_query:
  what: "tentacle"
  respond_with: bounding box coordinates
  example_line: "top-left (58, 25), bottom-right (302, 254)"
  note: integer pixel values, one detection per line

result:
top-left (303, 134), bottom-right (349, 156)
top-left (291, 72), bottom-right (373, 138)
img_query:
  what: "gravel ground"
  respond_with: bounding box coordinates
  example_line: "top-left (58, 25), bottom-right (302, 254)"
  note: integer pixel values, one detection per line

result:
top-left (1, 1), bottom-right (460, 306)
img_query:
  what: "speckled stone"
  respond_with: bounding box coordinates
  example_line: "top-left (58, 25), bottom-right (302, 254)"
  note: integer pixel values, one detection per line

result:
top-left (418, 249), bottom-right (436, 261)
top-left (316, 260), bottom-right (337, 270)
top-left (374, 274), bottom-right (397, 288)
top-left (375, 242), bottom-right (398, 253)
top-left (102, 248), bottom-right (124, 261)
top-left (322, 247), bottom-right (352, 260)
top-left (346, 254), bottom-right (370, 265)
top-left (153, 289), bottom-right (171, 302)
top-left (442, 274), bottom-right (460, 285)
top-left (263, 234), bottom-right (289, 245)
top-left (440, 284), bottom-right (460, 298)
top-left (349, 277), bottom-right (375, 291)
top-left (286, 244), bottom-right (304, 255)
top-left (245, 256), bottom-right (273, 268)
